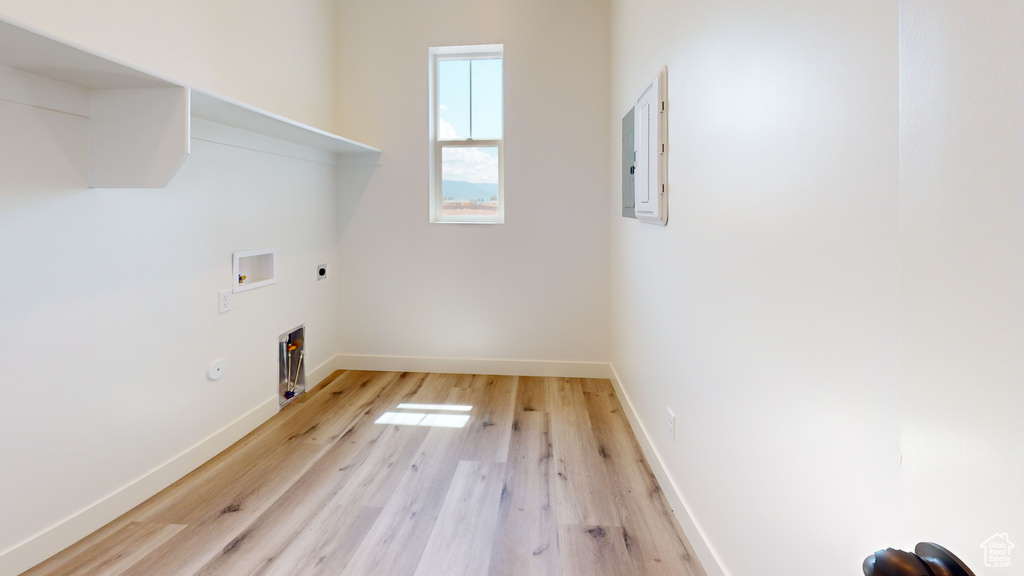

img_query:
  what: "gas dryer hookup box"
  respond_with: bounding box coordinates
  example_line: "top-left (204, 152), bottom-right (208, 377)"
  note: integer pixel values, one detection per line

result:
top-left (633, 67), bottom-right (667, 226)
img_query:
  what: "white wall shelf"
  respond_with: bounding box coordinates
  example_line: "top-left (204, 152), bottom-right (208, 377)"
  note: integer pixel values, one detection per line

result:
top-left (0, 17), bottom-right (381, 188)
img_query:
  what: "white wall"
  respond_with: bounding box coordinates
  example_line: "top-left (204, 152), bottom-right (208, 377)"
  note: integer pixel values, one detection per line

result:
top-left (0, 0), bottom-right (336, 129)
top-left (3, 3), bottom-right (1019, 576)
top-left (0, 83), bottom-right (341, 576)
top-left (0, 5), bottom-right (345, 572)
top-left (332, 0), bottom-right (611, 365)
top-left (900, 2), bottom-right (1024, 572)
top-left (609, 1), bottom-right (901, 575)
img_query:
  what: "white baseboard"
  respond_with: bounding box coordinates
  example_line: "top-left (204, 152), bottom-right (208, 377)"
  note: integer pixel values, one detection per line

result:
top-left (335, 353), bottom-right (612, 379)
top-left (607, 364), bottom-right (730, 576)
top-left (1, 357), bottom-right (720, 576)
top-left (306, 355), bottom-right (341, 393)
top-left (0, 396), bottom-right (278, 576)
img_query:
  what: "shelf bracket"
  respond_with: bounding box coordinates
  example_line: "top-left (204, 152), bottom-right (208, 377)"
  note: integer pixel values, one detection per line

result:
top-left (88, 86), bottom-right (190, 189)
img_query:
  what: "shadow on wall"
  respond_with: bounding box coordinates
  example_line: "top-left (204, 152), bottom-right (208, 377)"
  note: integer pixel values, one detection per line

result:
top-left (336, 163), bottom-right (376, 237)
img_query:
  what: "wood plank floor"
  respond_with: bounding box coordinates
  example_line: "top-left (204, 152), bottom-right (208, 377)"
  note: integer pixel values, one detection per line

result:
top-left (21, 371), bottom-right (706, 576)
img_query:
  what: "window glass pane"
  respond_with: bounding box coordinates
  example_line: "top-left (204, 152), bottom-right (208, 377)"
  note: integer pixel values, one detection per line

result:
top-left (441, 146), bottom-right (499, 217)
top-left (471, 58), bottom-right (502, 140)
top-left (438, 59), bottom-right (470, 140)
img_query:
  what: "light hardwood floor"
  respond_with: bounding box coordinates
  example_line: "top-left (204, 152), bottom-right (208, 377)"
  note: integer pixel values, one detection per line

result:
top-left (22, 371), bottom-right (706, 576)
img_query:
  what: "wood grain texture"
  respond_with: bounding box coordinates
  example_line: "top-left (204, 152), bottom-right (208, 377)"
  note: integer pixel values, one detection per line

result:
top-left (190, 371), bottom-right (428, 576)
top-left (413, 460), bottom-right (506, 576)
top-left (559, 524), bottom-right (636, 576)
top-left (584, 391), bottom-right (706, 576)
top-left (117, 372), bottom-right (414, 576)
top-left (330, 422), bottom-right (432, 508)
top-left (20, 372), bottom-right (704, 576)
top-left (580, 378), bottom-right (615, 395)
top-left (260, 505), bottom-right (381, 576)
top-left (337, 423), bottom-right (470, 576)
top-left (449, 375), bottom-right (516, 462)
top-left (30, 522), bottom-right (185, 576)
top-left (515, 376), bottom-right (553, 413)
top-left (549, 378), bottom-right (620, 526)
top-left (487, 411), bottom-right (561, 576)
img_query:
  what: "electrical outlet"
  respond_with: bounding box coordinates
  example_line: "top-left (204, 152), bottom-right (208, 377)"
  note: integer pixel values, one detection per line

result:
top-left (218, 289), bottom-right (231, 314)
top-left (667, 407), bottom-right (675, 440)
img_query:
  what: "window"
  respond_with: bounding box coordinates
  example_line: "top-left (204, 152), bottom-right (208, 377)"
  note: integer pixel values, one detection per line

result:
top-left (429, 45), bottom-right (504, 223)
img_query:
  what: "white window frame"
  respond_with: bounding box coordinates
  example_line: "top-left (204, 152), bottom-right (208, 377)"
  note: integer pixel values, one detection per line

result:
top-left (428, 44), bottom-right (504, 224)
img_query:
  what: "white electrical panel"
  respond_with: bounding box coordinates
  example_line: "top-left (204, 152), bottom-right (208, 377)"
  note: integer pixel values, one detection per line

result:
top-left (634, 67), bottom-right (667, 226)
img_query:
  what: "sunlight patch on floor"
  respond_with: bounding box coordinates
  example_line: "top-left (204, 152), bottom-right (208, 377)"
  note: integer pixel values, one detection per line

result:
top-left (376, 403), bottom-right (474, 428)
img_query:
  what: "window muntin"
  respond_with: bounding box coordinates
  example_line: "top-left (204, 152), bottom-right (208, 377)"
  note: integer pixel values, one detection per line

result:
top-left (430, 45), bottom-right (503, 223)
